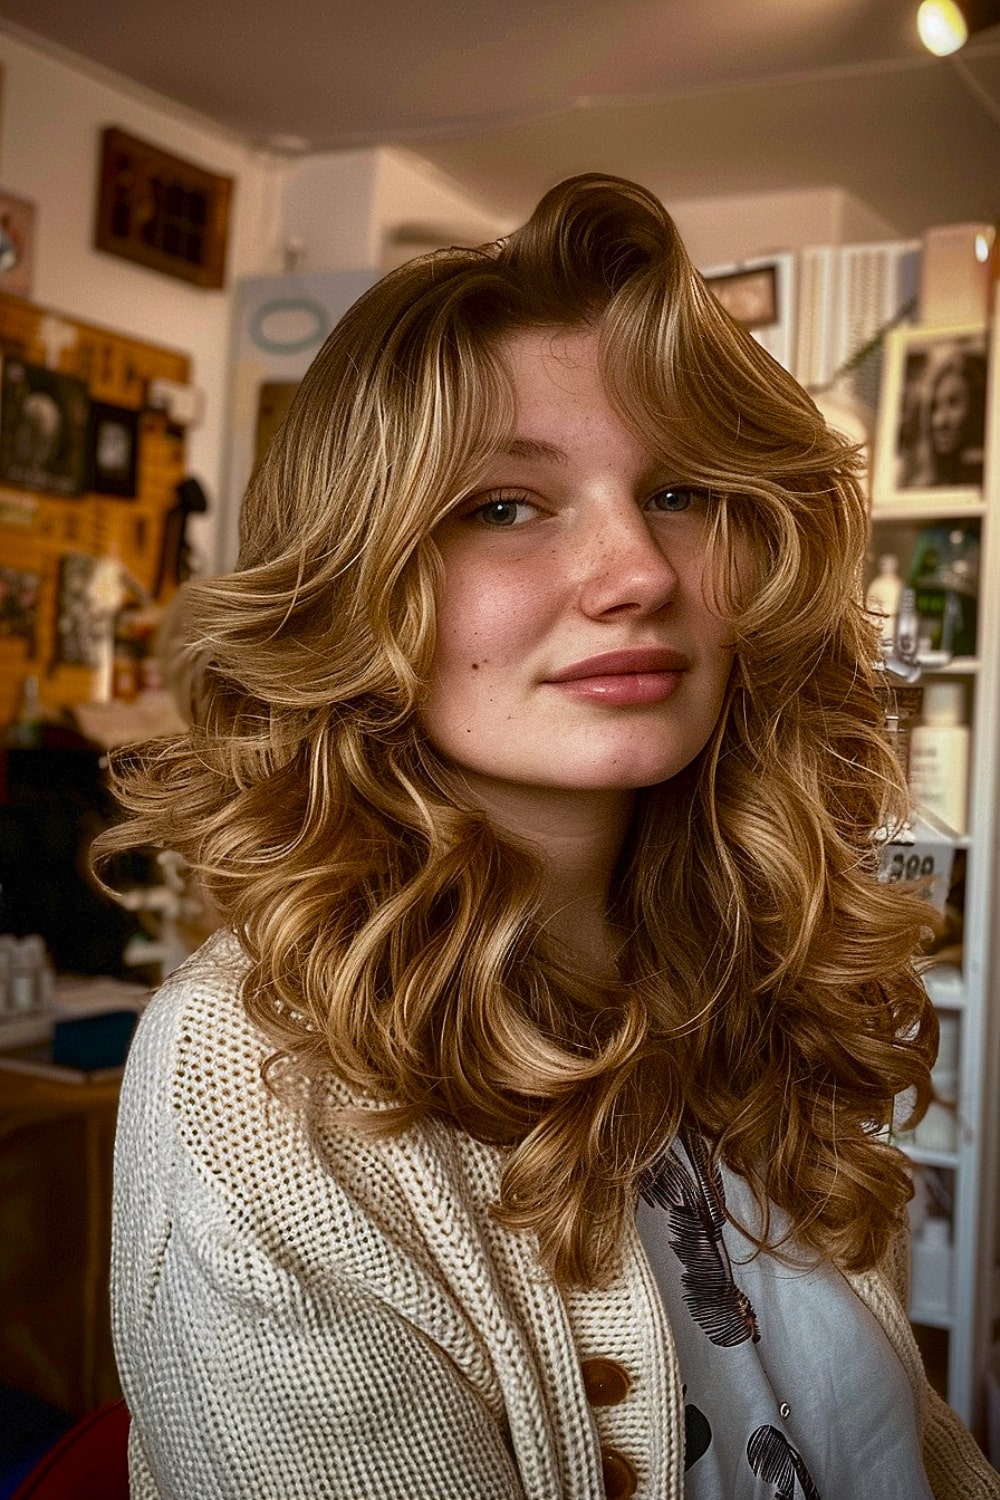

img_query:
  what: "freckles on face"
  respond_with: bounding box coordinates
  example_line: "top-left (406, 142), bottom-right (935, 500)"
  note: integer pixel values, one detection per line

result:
top-left (419, 326), bottom-right (737, 814)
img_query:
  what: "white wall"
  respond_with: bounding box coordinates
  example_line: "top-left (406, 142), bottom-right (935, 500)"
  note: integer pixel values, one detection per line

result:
top-left (372, 148), bottom-right (512, 269)
top-left (668, 185), bottom-right (898, 268)
top-left (276, 144), bottom-right (508, 275)
top-left (272, 148), bottom-right (380, 275)
top-left (0, 25), bottom-right (278, 567)
top-left (278, 162), bottom-right (899, 284)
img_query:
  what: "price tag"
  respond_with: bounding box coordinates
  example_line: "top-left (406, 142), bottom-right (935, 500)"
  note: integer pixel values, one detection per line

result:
top-left (877, 813), bottom-right (956, 911)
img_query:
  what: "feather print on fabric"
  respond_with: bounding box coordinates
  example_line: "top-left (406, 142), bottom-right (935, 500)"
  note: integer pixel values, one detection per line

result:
top-left (683, 1399), bottom-right (712, 1469)
top-left (746, 1425), bottom-right (821, 1500)
top-left (641, 1131), bottom-right (760, 1347)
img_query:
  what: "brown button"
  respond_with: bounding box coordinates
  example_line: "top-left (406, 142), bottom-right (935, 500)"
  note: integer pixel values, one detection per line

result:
top-left (581, 1357), bottom-right (632, 1406)
top-left (601, 1447), bottom-right (639, 1500)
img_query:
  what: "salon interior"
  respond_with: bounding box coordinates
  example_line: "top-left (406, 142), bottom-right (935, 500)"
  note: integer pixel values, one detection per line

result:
top-left (0, 0), bottom-right (998, 1485)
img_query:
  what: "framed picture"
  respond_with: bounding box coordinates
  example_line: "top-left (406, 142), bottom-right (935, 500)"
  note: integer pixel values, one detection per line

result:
top-left (0, 187), bottom-right (36, 298)
top-left (704, 264), bottom-right (778, 329)
top-left (54, 552), bottom-right (105, 667)
top-left (702, 253), bottom-right (796, 373)
top-left (89, 402), bottom-right (139, 497)
top-left (872, 323), bottom-right (988, 507)
top-left (94, 127), bottom-right (233, 289)
top-left (0, 358), bottom-right (90, 497)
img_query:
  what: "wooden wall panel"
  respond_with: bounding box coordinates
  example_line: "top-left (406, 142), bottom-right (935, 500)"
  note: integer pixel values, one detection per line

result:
top-left (0, 293), bottom-right (191, 726)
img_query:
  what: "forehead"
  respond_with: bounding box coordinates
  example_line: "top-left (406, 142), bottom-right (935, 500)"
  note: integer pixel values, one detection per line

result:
top-left (499, 325), bottom-right (601, 381)
top-left (492, 324), bottom-right (674, 471)
top-left (495, 326), bottom-right (610, 434)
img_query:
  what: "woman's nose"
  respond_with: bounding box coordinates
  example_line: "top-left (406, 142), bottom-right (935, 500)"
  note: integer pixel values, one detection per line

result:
top-left (576, 504), bottom-right (680, 619)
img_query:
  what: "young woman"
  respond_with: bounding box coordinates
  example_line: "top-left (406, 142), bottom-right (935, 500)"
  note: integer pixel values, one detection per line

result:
top-left (902, 346), bottom-right (988, 490)
top-left (104, 175), bottom-right (998, 1498)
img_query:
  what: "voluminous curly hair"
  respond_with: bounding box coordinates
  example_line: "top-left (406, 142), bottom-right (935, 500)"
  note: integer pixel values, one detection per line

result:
top-left (97, 173), bottom-right (935, 1287)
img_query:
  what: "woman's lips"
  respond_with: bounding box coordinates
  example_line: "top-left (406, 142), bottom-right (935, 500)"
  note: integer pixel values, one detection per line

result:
top-left (545, 648), bottom-right (689, 706)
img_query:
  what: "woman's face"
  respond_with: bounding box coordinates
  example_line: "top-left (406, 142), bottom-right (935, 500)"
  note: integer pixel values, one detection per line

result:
top-left (929, 368), bottom-right (970, 456)
top-left (420, 327), bottom-right (737, 828)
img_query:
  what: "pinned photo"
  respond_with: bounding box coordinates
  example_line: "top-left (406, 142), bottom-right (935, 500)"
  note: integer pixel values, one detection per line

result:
top-left (0, 359), bottom-right (90, 497)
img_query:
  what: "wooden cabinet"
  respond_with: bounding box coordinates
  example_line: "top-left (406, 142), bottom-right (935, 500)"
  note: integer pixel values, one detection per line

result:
top-left (0, 1071), bottom-right (122, 1416)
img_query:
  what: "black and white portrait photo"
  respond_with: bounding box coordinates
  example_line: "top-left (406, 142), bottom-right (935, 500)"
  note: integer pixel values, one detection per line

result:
top-left (873, 324), bottom-right (988, 505)
top-left (89, 402), bottom-right (140, 497)
top-left (0, 359), bottom-right (90, 497)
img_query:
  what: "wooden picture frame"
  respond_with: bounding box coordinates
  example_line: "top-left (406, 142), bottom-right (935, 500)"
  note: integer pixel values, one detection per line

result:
top-left (872, 322), bottom-right (988, 509)
top-left (94, 127), bottom-right (233, 289)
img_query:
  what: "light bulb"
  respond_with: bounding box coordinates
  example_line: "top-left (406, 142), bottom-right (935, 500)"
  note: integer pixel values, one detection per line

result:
top-left (917, 0), bottom-right (970, 54)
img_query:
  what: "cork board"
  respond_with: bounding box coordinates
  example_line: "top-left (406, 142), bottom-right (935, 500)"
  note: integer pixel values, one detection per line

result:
top-left (0, 292), bottom-right (190, 725)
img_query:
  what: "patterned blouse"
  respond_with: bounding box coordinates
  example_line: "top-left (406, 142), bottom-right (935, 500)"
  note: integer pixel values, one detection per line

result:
top-left (637, 1133), bottom-right (935, 1499)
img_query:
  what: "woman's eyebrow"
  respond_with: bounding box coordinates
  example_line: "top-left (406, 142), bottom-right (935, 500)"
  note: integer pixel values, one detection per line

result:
top-left (504, 438), bottom-right (569, 463)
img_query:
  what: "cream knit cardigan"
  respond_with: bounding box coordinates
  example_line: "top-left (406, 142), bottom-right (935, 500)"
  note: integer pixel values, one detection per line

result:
top-left (111, 933), bottom-right (999, 1499)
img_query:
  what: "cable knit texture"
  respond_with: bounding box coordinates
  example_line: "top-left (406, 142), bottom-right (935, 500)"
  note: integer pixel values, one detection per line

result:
top-left (111, 932), bottom-right (999, 1498)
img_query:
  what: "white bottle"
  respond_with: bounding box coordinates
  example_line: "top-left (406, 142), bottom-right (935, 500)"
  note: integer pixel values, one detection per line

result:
top-left (915, 1011), bottom-right (959, 1152)
top-left (9, 935), bottom-right (38, 1012)
top-left (908, 681), bottom-right (970, 835)
top-left (865, 554), bottom-right (903, 648)
top-left (911, 1216), bottom-right (953, 1319)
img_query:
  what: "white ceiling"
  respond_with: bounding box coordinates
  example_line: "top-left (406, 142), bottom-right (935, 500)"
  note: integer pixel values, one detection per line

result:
top-left (5, 0), bottom-right (1000, 234)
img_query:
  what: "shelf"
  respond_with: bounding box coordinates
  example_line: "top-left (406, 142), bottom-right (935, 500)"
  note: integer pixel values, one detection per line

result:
top-left (923, 657), bottom-right (979, 675)
top-left (922, 962), bottom-right (966, 1012)
top-left (901, 1144), bottom-right (961, 1169)
top-left (871, 499), bottom-right (986, 522)
top-left (0, 1010), bottom-right (54, 1050)
top-left (909, 1306), bottom-right (955, 1331)
top-left (924, 990), bottom-right (967, 1012)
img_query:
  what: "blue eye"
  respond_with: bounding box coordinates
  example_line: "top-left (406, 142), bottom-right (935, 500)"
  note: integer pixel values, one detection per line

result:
top-left (648, 487), bottom-right (700, 513)
top-left (472, 494), bottom-right (537, 527)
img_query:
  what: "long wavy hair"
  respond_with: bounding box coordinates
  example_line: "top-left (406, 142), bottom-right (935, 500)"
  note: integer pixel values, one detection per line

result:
top-left (97, 174), bottom-right (935, 1287)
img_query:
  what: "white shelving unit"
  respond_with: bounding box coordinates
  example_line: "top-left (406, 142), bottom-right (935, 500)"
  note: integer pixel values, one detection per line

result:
top-left (868, 306), bottom-right (1000, 1429)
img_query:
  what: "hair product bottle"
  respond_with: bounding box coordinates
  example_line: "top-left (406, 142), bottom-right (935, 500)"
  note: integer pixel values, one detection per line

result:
top-left (914, 1011), bottom-right (959, 1151)
top-left (911, 1216), bottom-right (953, 1319)
top-left (865, 554), bottom-right (903, 648)
top-left (908, 681), bottom-right (970, 835)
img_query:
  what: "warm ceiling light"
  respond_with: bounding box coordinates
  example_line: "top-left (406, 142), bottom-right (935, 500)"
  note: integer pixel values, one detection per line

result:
top-left (917, 0), bottom-right (1000, 55)
top-left (918, 0), bottom-right (968, 52)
